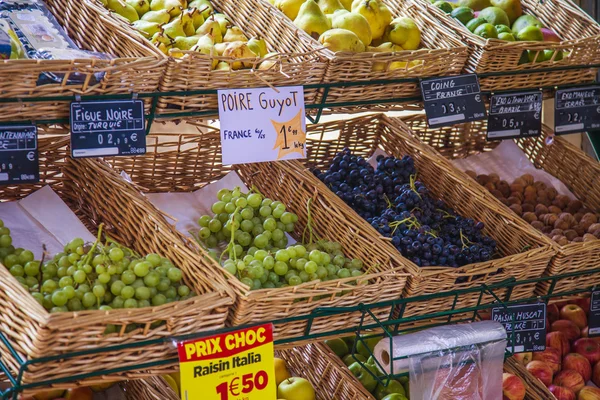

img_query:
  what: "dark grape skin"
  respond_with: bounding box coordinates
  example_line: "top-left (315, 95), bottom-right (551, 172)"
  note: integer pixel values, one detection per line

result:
top-left (313, 149), bottom-right (497, 269)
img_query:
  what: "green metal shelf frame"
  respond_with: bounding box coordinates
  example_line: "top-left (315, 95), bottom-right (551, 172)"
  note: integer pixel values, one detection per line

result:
top-left (2, 267), bottom-right (600, 399)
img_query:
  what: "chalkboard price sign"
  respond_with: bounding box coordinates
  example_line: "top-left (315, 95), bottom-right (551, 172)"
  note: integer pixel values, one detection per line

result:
top-left (488, 91), bottom-right (543, 140)
top-left (555, 86), bottom-right (600, 135)
top-left (420, 74), bottom-right (487, 128)
top-left (0, 125), bottom-right (38, 185)
top-left (70, 100), bottom-right (146, 158)
top-left (492, 303), bottom-right (546, 353)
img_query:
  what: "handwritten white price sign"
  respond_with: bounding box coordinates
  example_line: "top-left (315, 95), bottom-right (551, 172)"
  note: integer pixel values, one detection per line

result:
top-left (217, 86), bottom-right (307, 165)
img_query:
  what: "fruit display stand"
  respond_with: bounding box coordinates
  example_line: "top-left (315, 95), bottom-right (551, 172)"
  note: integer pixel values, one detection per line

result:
top-left (89, 127), bottom-right (410, 343)
top-left (300, 113), bottom-right (554, 319)
top-left (400, 113), bottom-right (600, 296)
top-left (0, 0), bottom-right (166, 123)
top-left (0, 128), bottom-right (234, 390)
top-left (86, 0), bottom-right (327, 118)
top-left (417, 0), bottom-right (600, 91)
top-left (270, 0), bottom-right (469, 114)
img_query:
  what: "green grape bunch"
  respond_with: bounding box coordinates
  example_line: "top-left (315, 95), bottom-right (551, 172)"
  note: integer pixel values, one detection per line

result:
top-left (0, 219), bottom-right (195, 314)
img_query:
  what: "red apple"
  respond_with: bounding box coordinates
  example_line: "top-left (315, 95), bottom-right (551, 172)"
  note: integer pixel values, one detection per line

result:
top-left (592, 359), bottom-right (600, 387)
top-left (548, 331), bottom-right (571, 356)
top-left (573, 297), bottom-right (591, 313)
top-left (578, 386), bottom-right (600, 399)
top-left (553, 369), bottom-right (585, 394)
top-left (553, 320), bottom-right (582, 342)
top-left (526, 360), bottom-right (554, 387)
top-left (549, 385), bottom-right (577, 400)
top-left (512, 352), bottom-right (532, 366)
top-left (561, 305), bottom-right (588, 329)
top-left (502, 372), bottom-right (526, 400)
top-left (573, 338), bottom-right (600, 365)
top-left (563, 353), bottom-right (592, 382)
top-left (64, 387), bottom-right (93, 400)
top-left (549, 304), bottom-right (561, 323)
top-left (533, 347), bottom-right (562, 374)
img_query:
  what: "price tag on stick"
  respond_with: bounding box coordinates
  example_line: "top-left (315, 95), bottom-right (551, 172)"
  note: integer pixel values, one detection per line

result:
top-left (0, 125), bottom-right (38, 184)
top-left (218, 86), bottom-right (306, 165)
top-left (70, 99), bottom-right (146, 158)
top-left (177, 323), bottom-right (276, 400)
top-left (420, 74), bottom-right (487, 128)
top-left (487, 91), bottom-right (543, 140)
top-left (492, 303), bottom-right (546, 353)
top-left (555, 86), bottom-right (600, 135)
top-left (589, 290), bottom-right (600, 337)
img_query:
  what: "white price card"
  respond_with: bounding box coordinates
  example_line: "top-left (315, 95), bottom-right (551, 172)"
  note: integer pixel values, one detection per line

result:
top-left (218, 86), bottom-right (306, 165)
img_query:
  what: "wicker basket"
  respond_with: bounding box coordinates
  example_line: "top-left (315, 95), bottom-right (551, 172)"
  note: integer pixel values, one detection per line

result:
top-left (0, 0), bottom-right (165, 123)
top-left (268, 0), bottom-right (468, 114)
top-left (401, 114), bottom-right (600, 296)
top-left (301, 113), bottom-right (555, 319)
top-left (417, 0), bottom-right (600, 92)
top-left (99, 122), bottom-right (409, 344)
top-left (86, 0), bottom-right (326, 117)
top-left (0, 128), bottom-right (234, 388)
top-left (123, 376), bottom-right (179, 400)
top-left (504, 356), bottom-right (554, 399)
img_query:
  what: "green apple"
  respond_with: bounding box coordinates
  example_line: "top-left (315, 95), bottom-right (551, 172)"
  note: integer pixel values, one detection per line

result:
top-left (382, 394), bottom-right (408, 400)
top-left (325, 338), bottom-right (349, 358)
top-left (348, 362), bottom-right (379, 393)
top-left (343, 353), bottom-right (367, 366)
top-left (356, 335), bottom-right (380, 358)
top-left (277, 377), bottom-right (316, 400)
top-left (374, 380), bottom-right (406, 400)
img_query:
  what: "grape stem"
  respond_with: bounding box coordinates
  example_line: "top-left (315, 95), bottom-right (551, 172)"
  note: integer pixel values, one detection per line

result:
top-left (460, 229), bottom-right (474, 249)
top-left (409, 174), bottom-right (421, 199)
top-left (302, 198), bottom-right (318, 245)
top-left (383, 194), bottom-right (394, 209)
top-left (220, 206), bottom-right (241, 263)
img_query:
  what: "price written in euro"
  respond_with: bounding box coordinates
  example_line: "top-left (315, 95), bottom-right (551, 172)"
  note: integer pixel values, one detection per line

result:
top-left (177, 324), bottom-right (276, 400)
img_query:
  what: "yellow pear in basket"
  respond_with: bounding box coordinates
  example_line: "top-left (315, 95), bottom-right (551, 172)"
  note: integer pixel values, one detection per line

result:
top-left (331, 10), bottom-right (372, 46)
top-left (213, 13), bottom-right (230, 35)
top-left (214, 41), bottom-right (228, 55)
top-left (176, 10), bottom-right (195, 35)
top-left (318, 0), bottom-right (345, 14)
top-left (215, 61), bottom-right (231, 71)
top-left (258, 52), bottom-right (280, 70)
top-left (223, 41), bottom-right (257, 69)
top-left (189, 0), bottom-right (213, 18)
top-left (248, 36), bottom-right (268, 57)
top-left (108, 0), bottom-right (139, 22)
top-left (132, 20), bottom-right (162, 37)
top-left (224, 26), bottom-right (249, 42)
top-left (340, 0), bottom-right (352, 9)
top-left (150, 0), bottom-right (185, 17)
top-left (368, 41), bottom-right (402, 71)
top-left (351, 0), bottom-right (391, 40)
top-left (174, 35), bottom-right (201, 50)
top-left (186, 8), bottom-right (205, 29)
top-left (319, 28), bottom-right (365, 52)
top-left (151, 31), bottom-right (173, 47)
top-left (162, 16), bottom-right (186, 38)
top-left (192, 34), bottom-right (219, 68)
top-left (197, 18), bottom-right (223, 42)
top-left (294, 0), bottom-right (331, 40)
top-left (385, 16), bottom-right (420, 50)
top-left (126, 0), bottom-right (150, 17)
top-left (276, 0), bottom-right (305, 20)
top-left (141, 8), bottom-right (170, 23)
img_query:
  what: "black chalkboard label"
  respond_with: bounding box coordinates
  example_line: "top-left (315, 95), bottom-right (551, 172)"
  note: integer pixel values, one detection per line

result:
top-left (0, 125), bottom-right (38, 185)
top-left (589, 291), bottom-right (600, 337)
top-left (555, 86), bottom-right (600, 135)
top-left (420, 74), bottom-right (486, 128)
top-left (487, 91), bottom-right (543, 140)
top-left (70, 100), bottom-right (146, 158)
top-left (492, 303), bottom-right (546, 353)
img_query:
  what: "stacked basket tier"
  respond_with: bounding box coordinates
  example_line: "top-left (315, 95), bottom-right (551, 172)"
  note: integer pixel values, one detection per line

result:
top-left (301, 113), bottom-right (555, 319)
top-left (0, 128), bottom-right (234, 389)
top-left (401, 114), bottom-right (600, 295)
top-left (416, 0), bottom-right (600, 91)
top-left (99, 124), bottom-right (409, 344)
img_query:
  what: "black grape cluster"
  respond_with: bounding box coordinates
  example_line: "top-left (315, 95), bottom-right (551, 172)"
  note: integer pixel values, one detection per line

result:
top-left (313, 149), bottom-right (497, 268)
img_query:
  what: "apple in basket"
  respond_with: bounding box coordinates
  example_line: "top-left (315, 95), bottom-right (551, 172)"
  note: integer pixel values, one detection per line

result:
top-left (502, 373), bottom-right (526, 400)
top-left (560, 304), bottom-right (588, 330)
top-left (548, 385), bottom-right (576, 400)
top-left (547, 331), bottom-right (571, 356)
top-left (578, 387), bottom-right (600, 400)
top-left (573, 338), bottom-right (600, 365)
top-left (552, 369), bottom-right (585, 395)
top-left (563, 353), bottom-right (592, 382)
top-left (552, 320), bottom-right (581, 342)
top-left (533, 347), bottom-right (562, 374)
top-left (526, 360), bottom-right (553, 387)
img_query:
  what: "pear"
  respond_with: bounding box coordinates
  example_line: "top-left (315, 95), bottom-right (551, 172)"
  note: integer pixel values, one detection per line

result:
top-left (294, 0), bottom-right (331, 40)
top-left (192, 34), bottom-right (219, 68)
top-left (215, 61), bottom-right (231, 71)
top-left (188, 0), bottom-right (213, 18)
top-left (173, 35), bottom-right (201, 50)
top-left (367, 42), bottom-right (402, 71)
top-left (351, 0), bottom-right (391, 40)
top-left (107, 0), bottom-right (139, 22)
top-left (162, 16), bottom-right (186, 38)
top-left (224, 26), bottom-right (249, 42)
top-left (213, 13), bottom-right (230, 35)
top-left (258, 52), bottom-right (280, 70)
top-left (318, 0), bottom-right (344, 14)
top-left (132, 20), bottom-right (162, 37)
top-left (385, 17), bottom-right (420, 51)
top-left (179, 9), bottom-right (196, 35)
top-left (319, 28), bottom-right (365, 52)
top-left (331, 11), bottom-right (371, 46)
top-left (196, 18), bottom-right (223, 43)
top-left (214, 42), bottom-right (228, 55)
top-left (126, 0), bottom-right (150, 17)
top-left (340, 0), bottom-right (352, 9)
top-left (151, 31), bottom-right (173, 54)
top-left (276, 0), bottom-right (305, 20)
top-left (223, 41), bottom-right (257, 69)
top-left (150, 0), bottom-right (185, 17)
top-left (187, 8), bottom-right (205, 29)
top-left (141, 9), bottom-right (171, 23)
top-left (248, 36), bottom-right (268, 57)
